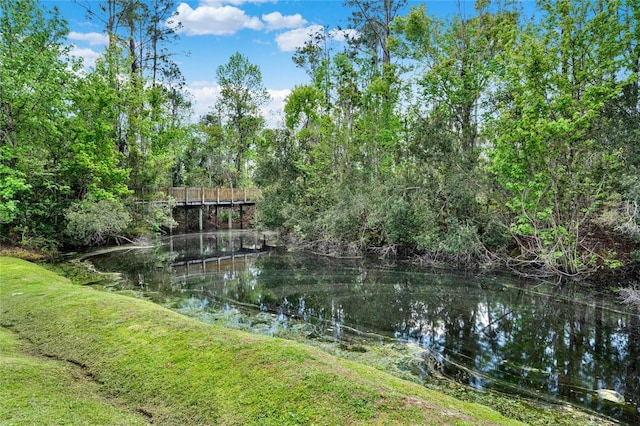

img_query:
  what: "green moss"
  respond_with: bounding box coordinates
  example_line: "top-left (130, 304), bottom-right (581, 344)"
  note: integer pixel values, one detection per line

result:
top-left (299, 341), bottom-right (613, 426)
top-left (0, 256), bottom-right (523, 425)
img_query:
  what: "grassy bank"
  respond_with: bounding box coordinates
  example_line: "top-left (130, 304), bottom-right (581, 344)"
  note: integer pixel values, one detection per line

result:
top-left (0, 257), bottom-right (521, 425)
top-left (0, 327), bottom-right (147, 425)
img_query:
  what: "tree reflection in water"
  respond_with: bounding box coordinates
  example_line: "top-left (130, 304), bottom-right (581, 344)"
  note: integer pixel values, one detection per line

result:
top-left (88, 231), bottom-right (640, 424)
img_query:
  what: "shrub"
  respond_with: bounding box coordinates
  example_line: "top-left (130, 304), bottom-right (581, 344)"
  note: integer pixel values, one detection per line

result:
top-left (65, 198), bottom-right (131, 246)
top-left (439, 219), bottom-right (484, 256)
top-left (384, 197), bottom-right (437, 250)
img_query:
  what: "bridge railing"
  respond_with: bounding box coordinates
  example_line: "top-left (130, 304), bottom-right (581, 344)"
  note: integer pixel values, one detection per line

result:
top-left (146, 187), bottom-right (261, 205)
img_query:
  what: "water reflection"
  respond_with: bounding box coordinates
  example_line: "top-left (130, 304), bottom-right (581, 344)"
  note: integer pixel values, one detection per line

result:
top-left (87, 231), bottom-right (640, 424)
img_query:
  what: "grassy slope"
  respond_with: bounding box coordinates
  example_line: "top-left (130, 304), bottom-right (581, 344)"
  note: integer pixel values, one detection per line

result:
top-left (0, 256), bottom-right (523, 425)
top-left (0, 327), bottom-right (147, 425)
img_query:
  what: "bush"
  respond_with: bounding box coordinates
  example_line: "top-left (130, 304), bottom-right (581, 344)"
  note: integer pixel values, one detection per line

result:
top-left (65, 198), bottom-right (131, 246)
top-left (384, 197), bottom-right (438, 250)
top-left (219, 210), bottom-right (240, 223)
top-left (439, 219), bottom-right (483, 256)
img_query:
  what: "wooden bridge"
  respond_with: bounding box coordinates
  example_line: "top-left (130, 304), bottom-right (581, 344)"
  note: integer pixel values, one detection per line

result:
top-left (172, 253), bottom-right (264, 280)
top-left (146, 187), bottom-right (261, 206)
top-left (142, 187), bottom-right (262, 231)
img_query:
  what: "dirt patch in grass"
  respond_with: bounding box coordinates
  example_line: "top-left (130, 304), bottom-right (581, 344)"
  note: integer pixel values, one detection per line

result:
top-left (0, 244), bottom-right (51, 262)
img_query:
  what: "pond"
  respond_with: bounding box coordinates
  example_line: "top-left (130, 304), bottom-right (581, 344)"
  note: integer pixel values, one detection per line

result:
top-left (85, 230), bottom-right (640, 424)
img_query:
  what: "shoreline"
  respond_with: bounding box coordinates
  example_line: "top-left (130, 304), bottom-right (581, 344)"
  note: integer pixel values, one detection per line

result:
top-left (0, 259), bottom-right (614, 425)
top-left (0, 256), bottom-right (523, 425)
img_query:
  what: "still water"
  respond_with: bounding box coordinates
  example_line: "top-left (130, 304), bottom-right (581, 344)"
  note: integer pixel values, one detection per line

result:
top-left (86, 231), bottom-right (640, 424)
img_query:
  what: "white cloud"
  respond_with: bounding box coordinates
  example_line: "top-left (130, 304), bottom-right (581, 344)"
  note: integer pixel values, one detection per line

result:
top-left (188, 81), bottom-right (287, 128)
top-left (329, 28), bottom-right (359, 43)
top-left (204, 0), bottom-right (275, 5)
top-left (69, 46), bottom-right (101, 68)
top-left (262, 12), bottom-right (307, 32)
top-left (253, 39), bottom-right (271, 46)
top-left (171, 2), bottom-right (264, 36)
top-left (275, 25), bottom-right (324, 52)
top-left (68, 31), bottom-right (109, 46)
top-left (274, 25), bottom-right (358, 52)
top-left (189, 81), bottom-right (222, 118)
top-left (263, 88), bottom-right (290, 128)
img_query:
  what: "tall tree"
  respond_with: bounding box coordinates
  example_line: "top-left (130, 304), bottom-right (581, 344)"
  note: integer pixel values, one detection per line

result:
top-left (343, 0), bottom-right (408, 180)
top-left (78, 0), bottom-right (188, 193)
top-left (292, 30), bottom-right (333, 110)
top-left (0, 0), bottom-right (75, 239)
top-left (214, 52), bottom-right (270, 185)
top-left (345, 0), bottom-right (407, 67)
top-left (146, 0), bottom-right (182, 86)
top-left (488, 0), bottom-right (628, 278)
top-left (0, 0), bottom-right (132, 248)
top-left (78, 0), bottom-right (182, 85)
top-left (395, 2), bottom-right (518, 168)
top-left (592, 0), bottom-right (640, 243)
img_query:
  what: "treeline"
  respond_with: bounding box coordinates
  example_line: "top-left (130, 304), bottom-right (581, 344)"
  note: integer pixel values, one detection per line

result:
top-left (1, 0), bottom-right (187, 248)
top-left (1, 0), bottom-right (639, 280)
top-left (255, 0), bottom-right (640, 280)
top-left (0, 0), bottom-right (270, 250)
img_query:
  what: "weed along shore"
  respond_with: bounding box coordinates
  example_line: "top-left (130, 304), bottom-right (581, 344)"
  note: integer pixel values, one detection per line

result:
top-left (0, 257), bottom-right (521, 425)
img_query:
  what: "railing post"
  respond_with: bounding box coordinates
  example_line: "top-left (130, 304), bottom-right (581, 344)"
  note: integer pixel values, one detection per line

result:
top-left (184, 186), bottom-right (188, 205)
top-left (201, 187), bottom-right (205, 205)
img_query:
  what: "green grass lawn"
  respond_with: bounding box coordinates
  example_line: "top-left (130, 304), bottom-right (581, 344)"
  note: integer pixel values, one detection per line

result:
top-left (0, 327), bottom-right (147, 425)
top-left (0, 256), bottom-right (523, 425)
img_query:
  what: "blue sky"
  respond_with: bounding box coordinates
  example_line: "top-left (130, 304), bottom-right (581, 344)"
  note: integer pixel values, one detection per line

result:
top-left (46, 0), bottom-right (480, 124)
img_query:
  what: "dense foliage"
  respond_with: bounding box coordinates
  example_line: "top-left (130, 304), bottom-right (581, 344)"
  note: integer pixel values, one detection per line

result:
top-left (0, 0), bottom-right (188, 250)
top-left (1, 0), bottom-right (639, 279)
top-left (256, 0), bottom-right (640, 280)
